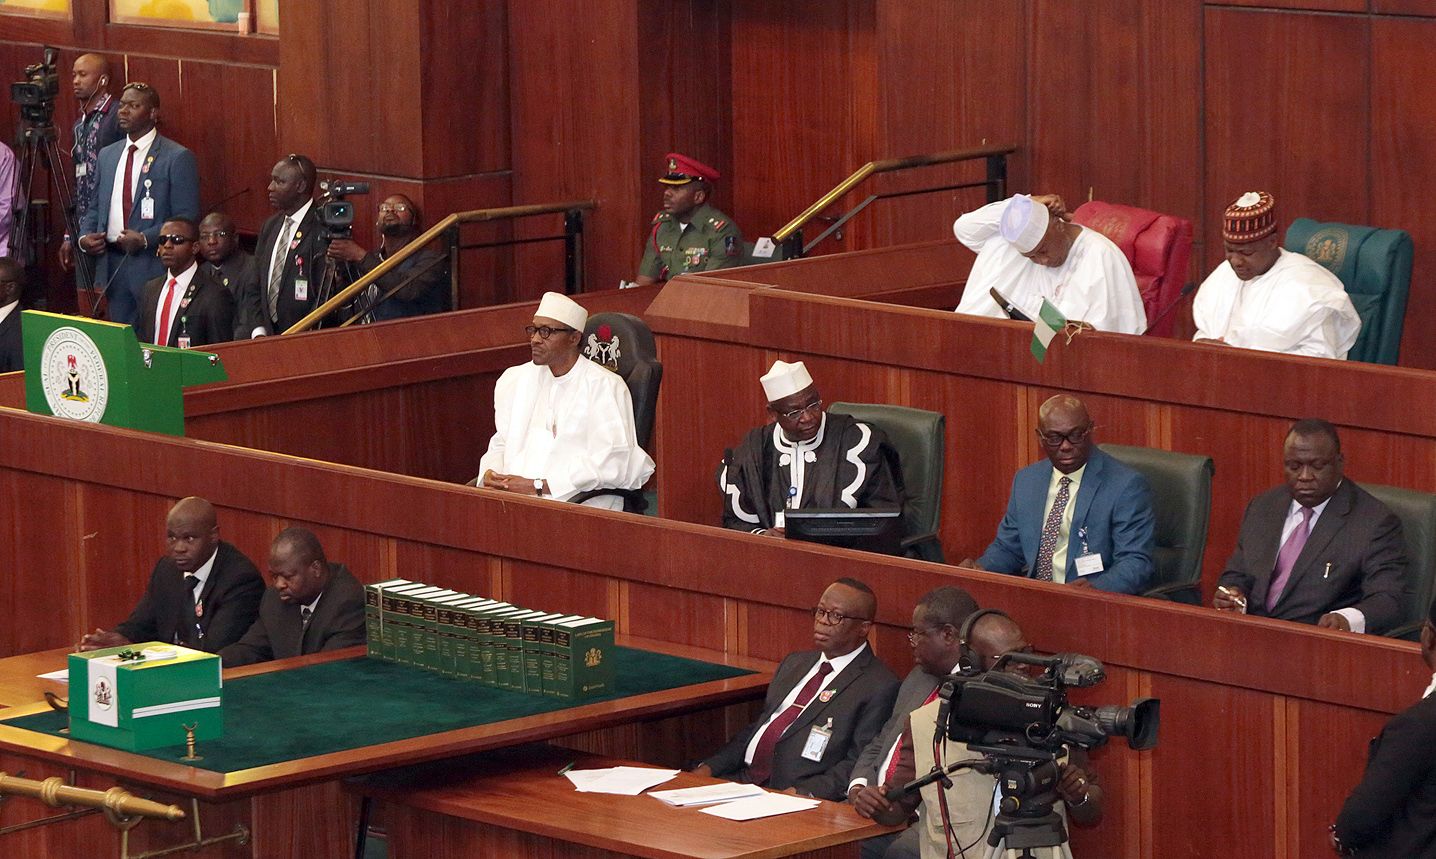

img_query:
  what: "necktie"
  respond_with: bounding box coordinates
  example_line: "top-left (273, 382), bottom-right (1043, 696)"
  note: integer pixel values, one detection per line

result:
top-left (1267, 506), bottom-right (1314, 611)
top-left (883, 684), bottom-right (943, 785)
top-left (268, 217), bottom-right (294, 322)
top-left (1035, 476), bottom-right (1072, 581)
top-left (301, 606), bottom-right (313, 629)
top-left (155, 277), bottom-right (178, 345)
top-left (121, 143), bottom-right (138, 223)
top-left (183, 574), bottom-right (201, 642)
top-left (748, 661), bottom-right (832, 785)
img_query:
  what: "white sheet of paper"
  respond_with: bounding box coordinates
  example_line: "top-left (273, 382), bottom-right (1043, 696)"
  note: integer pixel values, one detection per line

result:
top-left (564, 766), bottom-right (680, 796)
top-left (37, 669), bottom-right (68, 682)
top-left (649, 782), bottom-right (767, 807)
top-left (699, 791), bottom-right (821, 821)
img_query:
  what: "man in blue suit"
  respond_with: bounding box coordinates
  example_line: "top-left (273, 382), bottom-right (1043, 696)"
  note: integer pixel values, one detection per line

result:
top-left (967, 394), bottom-right (1156, 594)
top-left (77, 82), bottom-right (199, 326)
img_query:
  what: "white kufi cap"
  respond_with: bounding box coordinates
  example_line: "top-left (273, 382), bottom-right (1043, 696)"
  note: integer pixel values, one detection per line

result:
top-left (999, 194), bottom-right (1051, 254)
top-left (760, 360), bottom-right (814, 402)
top-left (535, 292), bottom-right (588, 331)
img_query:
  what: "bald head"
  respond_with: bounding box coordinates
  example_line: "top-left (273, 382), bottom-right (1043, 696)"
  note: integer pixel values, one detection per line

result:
top-left (970, 613), bottom-right (1028, 672)
top-left (1037, 394), bottom-right (1095, 474)
top-left (198, 212), bottom-right (239, 264)
top-left (72, 54), bottom-right (110, 101)
top-left (165, 497), bottom-right (219, 573)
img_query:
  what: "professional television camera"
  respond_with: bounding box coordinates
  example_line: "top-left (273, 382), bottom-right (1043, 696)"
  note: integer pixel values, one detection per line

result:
top-left (10, 46), bottom-right (60, 126)
top-left (892, 651), bottom-right (1159, 859)
top-left (316, 179), bottom-right (370, 241)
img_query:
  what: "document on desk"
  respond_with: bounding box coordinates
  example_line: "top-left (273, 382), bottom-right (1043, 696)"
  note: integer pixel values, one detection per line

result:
top-left (699, 791), bottom-right (821, 821)
top-left (36, 669), bottom-right (68, 682)
top-left (564, 766), bottom-right (681, 795)
top-left (650, 782), bottom-right (767, 806)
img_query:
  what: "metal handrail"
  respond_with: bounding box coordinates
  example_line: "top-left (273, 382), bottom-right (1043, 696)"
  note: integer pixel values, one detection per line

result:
top-left (772, 143), bottom-right (1019, 245)
top-left (285, 199), bottom-right (597, 334)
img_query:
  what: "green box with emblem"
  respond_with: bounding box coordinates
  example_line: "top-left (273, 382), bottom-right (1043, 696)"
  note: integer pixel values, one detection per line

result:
top-left (67, 643), bottom-right (223, 753)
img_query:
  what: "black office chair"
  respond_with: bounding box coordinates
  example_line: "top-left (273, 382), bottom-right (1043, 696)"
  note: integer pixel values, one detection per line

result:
top-left (828, 402), bottom-right (945, 563)
top-left (569, 312), bottom-right (662, 513)
top-left (1361, 483), bottom-right (1434, 640)
top-left (1100, 444), bottom-right (1214, 604)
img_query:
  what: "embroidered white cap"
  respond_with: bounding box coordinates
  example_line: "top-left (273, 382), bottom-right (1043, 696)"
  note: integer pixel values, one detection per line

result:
top-left (760, 359), bottom-right (814, 402)
top-left (999, 194), bottom-right (1051, 254)
top-left (534, 292), bottom-right (588, 332)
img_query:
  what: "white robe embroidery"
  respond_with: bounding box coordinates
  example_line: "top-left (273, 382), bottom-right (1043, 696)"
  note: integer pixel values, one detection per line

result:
top-left (478, 356), bottom-right (655, 511)
top-left (952, 200), bottom-right (1147, 335)
top-left (1192, 248), bottom-right (1361, 360)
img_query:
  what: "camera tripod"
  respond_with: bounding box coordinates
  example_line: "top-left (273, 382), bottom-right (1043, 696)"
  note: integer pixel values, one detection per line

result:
top-left (12, 118), bottom-right (92, 301)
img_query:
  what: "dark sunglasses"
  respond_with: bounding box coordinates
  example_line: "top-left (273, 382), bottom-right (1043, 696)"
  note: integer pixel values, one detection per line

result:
top-left (157, 234), bottom-right (194, 246)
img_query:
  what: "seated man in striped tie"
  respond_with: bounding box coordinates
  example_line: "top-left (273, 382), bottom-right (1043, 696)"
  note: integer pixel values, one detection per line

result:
top-left (1213, 419), bottom-right (1409, 634)
top-left (219, 528), bottom-right (367, 666)
top-left (691, 578), bottom-right (900, 800)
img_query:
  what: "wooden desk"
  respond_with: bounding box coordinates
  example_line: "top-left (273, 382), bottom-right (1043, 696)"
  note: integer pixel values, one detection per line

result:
top-left (0, 639), bottom-right (771, 856)
top-left (353, 744), bottom-right (895, 859)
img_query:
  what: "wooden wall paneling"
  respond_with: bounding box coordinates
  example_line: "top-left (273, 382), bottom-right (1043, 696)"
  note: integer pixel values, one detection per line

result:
top-left (179, 62), bottom-right (278, 233)
top-left (0, 473), bottom-right (80, 656)
top-left (1371, 16), bottom-right (1436, 369)
top-left (623, 581), bottom-right (729, 648)
top-left (739, 602), bottom-right (814, 662)
top-left (416, 0), bottom-right (511, 179)
top-left (500, 560), bottom-right (614, 619)
top-left (393, 542), bottom-right (504, 596)
top-left (249, 781), bottom-right (360, 858)
top-left (1375, 0), bottom-right (1436, 12)
top-left (1065, 664), bottom-right (1140, 859)
top-left (1214, 0), bottom-right (1365, 10)
top-left (1202, 8), bottom-right (1372, 282)
top-left (423, 173), bottom-right (514, 312)
top-left (73, 485), bottom-right (172, 649)
top-left (1136, 0), bottom-right (1204, 228)
top-left (1289, 698), bottom-right (1392, 857)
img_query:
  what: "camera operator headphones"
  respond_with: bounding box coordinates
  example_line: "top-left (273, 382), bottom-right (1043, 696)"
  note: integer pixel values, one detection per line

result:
top-left (956, 608), bottom-right (1012, 673)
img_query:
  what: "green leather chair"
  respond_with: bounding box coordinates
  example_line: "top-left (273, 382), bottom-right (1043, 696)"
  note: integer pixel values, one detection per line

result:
top-left (1361, 483), bottom-right (1433, 640)
top-left (1100, 444), bottom-right (1214, 604)
top-left (828, 402), bottom-right (945, 563)
top-left (1285, 218), bottom-right (1414, 365)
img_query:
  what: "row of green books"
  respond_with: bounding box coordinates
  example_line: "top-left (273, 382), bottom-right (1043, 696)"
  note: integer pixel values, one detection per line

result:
top-left (362, 579), bottom-right (615, 699)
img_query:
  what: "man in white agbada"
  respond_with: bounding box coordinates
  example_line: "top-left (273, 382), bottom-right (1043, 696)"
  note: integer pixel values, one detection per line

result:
top-left (952, 193), bottom-right (1147, 334)
top-left (477, 292), bottom-right (654, 510)
top-left (1192, 191), bottom-right (1361, 360)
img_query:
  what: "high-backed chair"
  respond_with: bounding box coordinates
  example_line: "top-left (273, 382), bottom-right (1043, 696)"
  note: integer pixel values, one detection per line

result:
top-left (568, 312), bottom-right (662, 513)
top-left (1099, 444), bottom-right (1214, 604)
top-left (827, 402), bottom-right (945, 563)
top-left (1361, 483), bottom-right (1436, 640)
top-left (1071, 201), bottom-right (1194, 338)
top-left (1284, 218), bottom-right (1414, 365)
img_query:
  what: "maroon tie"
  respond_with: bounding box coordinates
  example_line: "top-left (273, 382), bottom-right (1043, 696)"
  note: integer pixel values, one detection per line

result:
top-left (155, 277), bottom-right (178, 345)
top-left (1267, 506), bottom-right (1314, 611)
top-left (748, 661), bottom-right (832, 785)
top-left (121, 143), bottom-right (138, 224)
top-left (883, 684), bottom-right (942, 785)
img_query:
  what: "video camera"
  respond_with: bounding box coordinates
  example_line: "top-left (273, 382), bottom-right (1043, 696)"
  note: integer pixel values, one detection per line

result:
top-left (10, 46), bottom-right (61, 126)
top-left (316, 179), bottom-right (370, 240)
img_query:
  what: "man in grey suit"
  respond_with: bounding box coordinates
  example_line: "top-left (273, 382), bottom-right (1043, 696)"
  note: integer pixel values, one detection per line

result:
top-left (847, 586), bottom-right (978, 859)
top-left (77, 82), bottom-right (199, 326)
top-left (693, 577), bottom-right (900, 800)
top-left (1214, 418), bottom-right (1409, 634)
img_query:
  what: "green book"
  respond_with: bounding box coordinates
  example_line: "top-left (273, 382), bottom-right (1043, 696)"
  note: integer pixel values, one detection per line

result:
top-left (365, 579), bottom-right (411, 660)
top-left (499, 610), bottom-right (545, 691)
top-left (521, 613), bottom-right (569, 694)
top-left (554, 617), bottom-right (616, 699)
top-left (451, 598), bottom-right (501, 679)
top-left (381, 582), bottom-right (433, 663)
top-left (473, 604), bottom-right (519, 687)
top-left (414, 589), bottom-right (462, 671)
top-left (539, 614), bottom-right (584, 696)
top-left (394, 585), bottom-right (446, 666)
top-left (432, 593), bottom-right (477, 677)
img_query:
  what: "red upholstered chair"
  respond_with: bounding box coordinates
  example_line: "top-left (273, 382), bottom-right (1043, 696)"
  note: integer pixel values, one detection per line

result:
top-left (1071, 201), bottom-right (1194, 337)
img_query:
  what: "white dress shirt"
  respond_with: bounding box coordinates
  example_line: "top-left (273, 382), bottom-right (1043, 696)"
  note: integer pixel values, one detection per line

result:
top-left (743, 641), bottom-right (868, 765)
top-left (106, 127), bottom-right (157, 240)
top-left (153, 261), bottom-right (198, 344)
top-left (1277, 491), bottom-right (1365, 633)
top-left (252, 198), bottom-right (314, 338)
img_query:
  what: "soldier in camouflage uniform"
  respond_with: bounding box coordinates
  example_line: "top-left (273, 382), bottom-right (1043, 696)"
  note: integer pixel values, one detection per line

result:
top-left (635, 153), bottom-right (744, 285)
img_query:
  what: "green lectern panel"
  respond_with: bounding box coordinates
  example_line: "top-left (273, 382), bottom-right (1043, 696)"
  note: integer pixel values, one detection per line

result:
top-left (21, 310), bottom-right (227, 437)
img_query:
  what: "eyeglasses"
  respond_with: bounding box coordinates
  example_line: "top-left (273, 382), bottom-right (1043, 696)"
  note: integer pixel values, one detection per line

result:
top-left (777, 399), bottom-right (823, 422)
top-left (157, 234), bottom-right (194, 246)
top-left (813, 607), bottom-right (871, 626)
top-left (906, 626), bottom-right (946, 646)
top-left (378, 204), bottom-right (412, 214)
top-left (198, 230), bottom-right (232, 240)
top-left (524, 325), bottom-right (576, 340)
top-left (1037, 424), bottom-right (1094, 448)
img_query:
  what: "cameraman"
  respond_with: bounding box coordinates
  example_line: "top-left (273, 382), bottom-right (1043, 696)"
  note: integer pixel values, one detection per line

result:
top-left (324, 193), bottom-right (449, 323)
top-left (861, 611), bottom-right (1102, 859)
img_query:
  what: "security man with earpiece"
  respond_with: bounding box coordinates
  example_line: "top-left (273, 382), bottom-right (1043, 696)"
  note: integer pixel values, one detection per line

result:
top-left (633, 152), bottom-right (744, 286)
top-left (60, 53), bottom-right (124, 281)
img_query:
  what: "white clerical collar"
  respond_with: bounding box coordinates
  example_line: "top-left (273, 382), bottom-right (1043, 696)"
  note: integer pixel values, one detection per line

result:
top-left (775, 412), bottom-right (828, 451)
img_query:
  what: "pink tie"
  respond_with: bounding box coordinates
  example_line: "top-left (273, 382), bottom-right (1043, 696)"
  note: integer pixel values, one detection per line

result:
top-left (155, 277), bottom-right (177, 345)
top-left (748, 661), bottom-right (832, 785)
top-left (1267, 506), bottom-right (1313, 611)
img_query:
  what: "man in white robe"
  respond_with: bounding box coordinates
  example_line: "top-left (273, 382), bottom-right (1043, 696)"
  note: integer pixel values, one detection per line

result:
top-left (953, 193), bottom-right (1147, 334)
top-left (1192, 191), bottom-right (1361, 360)
top-left (477, 292), bottom-right (654, 511)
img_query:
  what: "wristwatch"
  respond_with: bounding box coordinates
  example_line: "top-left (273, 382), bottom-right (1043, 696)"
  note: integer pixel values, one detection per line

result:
top-left (532, 478), bottom-right (544, 496)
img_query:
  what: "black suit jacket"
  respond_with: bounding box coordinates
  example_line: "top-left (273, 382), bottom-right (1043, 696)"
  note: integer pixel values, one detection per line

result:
top-left (0, 306), bottom-right (22, 373)
top-left (219, 564), bottom-right (366, 667)
top-left (703, 644), bottom-right (899, 800)
top-left (852, 665), bottom-right (942, 788)
top-left (245, 205), bottom-right (331, 334)
top-left (208, 255), bottom-right (262, 340)
top-left (1218, 480), bottom-right (1409, 633)
top-left (113, 541), bottom-right (264, 653)
top-left (1335, 690), bottom-right (1436, 857)
top-left (134, 267), bottom-right (236, 348)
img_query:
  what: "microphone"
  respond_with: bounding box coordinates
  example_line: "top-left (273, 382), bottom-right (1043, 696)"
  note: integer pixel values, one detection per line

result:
top-left (1141, 281), bottom-right (1197, 334)
top-left (206, 187), bottom-right (251, 212)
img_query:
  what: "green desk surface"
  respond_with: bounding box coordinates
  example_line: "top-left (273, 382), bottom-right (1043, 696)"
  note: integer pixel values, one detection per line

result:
top-left (5, 648), bottom-right (752, 774)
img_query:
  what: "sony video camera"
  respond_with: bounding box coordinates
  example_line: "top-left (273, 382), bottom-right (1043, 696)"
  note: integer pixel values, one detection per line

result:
top-left (316, 179), bottom-right (370, 240)
top-left (10, 46), bottom-right (61, 126)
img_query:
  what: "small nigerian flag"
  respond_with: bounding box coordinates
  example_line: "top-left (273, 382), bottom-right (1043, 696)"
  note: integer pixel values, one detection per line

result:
top-left (1030, 298), bottom-right (1067, 363)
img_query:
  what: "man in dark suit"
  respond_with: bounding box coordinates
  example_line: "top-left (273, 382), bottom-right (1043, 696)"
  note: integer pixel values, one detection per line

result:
top-left (238, 154), bottom-right (331, 336)
top-left (133, 218), bottom-right (235, 348)
top-left (967, 394), bottom-right (1156, 594)
top-left (220, 527), bottom-right (366, 666)
top-left (1215, 419), bottom-right (1408, 634)
top-left (76, 82), bottom-right (200, 326)
top-left (77, 497), bottom-right (263, 653)
top-left (0, 258), bottom-right (22, 373)
top-left (198, 211), bottom-right (263, 340)
top-left (847, 586), bottom-right (978, 859)
top-left (693, 577), bottom-right (900, 800)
